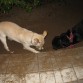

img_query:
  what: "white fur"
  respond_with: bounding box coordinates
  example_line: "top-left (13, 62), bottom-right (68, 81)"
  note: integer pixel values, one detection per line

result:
top-left (0, 21), bottom-right (47, 53)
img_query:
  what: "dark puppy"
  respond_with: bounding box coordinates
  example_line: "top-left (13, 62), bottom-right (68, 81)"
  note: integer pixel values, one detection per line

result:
top-left (52, 20), bottom-right (83, 50)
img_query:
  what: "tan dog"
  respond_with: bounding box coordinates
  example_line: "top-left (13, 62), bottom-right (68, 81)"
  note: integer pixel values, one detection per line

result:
top-left (0, 21), bottom-right (47, 53)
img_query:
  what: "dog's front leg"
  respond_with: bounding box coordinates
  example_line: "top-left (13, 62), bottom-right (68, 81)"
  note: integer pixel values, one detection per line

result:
top-left (23, 44), bottom-right (40, 53)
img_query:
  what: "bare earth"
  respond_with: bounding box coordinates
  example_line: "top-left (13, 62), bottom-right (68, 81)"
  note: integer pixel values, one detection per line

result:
top-left (0, 1), bottom-right (83, 54)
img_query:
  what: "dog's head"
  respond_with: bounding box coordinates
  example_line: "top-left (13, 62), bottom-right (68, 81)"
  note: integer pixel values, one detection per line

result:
top-left (31, 31), bottom-right (47, 50)
top-left (52, 29), bottom-right (82, 50)
top-left (52, 33), bottom-right (71, 50)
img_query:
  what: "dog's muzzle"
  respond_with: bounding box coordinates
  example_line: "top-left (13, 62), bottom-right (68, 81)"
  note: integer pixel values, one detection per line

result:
top-left (36, 46), bottom-right (44, 50)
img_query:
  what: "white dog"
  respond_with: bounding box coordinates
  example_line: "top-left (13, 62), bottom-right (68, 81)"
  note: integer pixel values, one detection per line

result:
top-left (0, 21), bottom-right (47, 53)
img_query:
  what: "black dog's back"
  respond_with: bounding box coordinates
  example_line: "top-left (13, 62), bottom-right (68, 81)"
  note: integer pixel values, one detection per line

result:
top-left (72, 20), bottom-right (83, 39)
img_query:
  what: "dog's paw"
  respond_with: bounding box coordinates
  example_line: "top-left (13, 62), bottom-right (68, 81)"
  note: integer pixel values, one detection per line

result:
top-left (10, 51), bottom-right (14, 54)
top-left (35, 51), bottom-right (40, 53)
top-left (41, 52), bottom-right (46, 53)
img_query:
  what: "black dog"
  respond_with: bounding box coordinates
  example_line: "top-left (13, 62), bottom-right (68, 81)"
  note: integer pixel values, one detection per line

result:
top-left (52, 20), bottom-right (83, 50)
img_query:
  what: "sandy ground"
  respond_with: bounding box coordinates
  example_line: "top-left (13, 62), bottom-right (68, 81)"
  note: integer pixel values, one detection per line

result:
top-left (0, 1), bottom-right (83, 54)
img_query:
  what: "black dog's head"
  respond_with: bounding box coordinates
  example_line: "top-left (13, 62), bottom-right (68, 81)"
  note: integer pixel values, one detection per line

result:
top-left (52, 33), bottom-right (71, 50)
top-left (52, 29), bottom-right (82, 50)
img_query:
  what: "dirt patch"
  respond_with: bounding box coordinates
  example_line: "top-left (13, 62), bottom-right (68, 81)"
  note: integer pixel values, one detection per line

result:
top-left (0, 2), bottom-right (83, 54)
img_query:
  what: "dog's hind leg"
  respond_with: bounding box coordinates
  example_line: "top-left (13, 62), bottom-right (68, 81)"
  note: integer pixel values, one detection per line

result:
top-left (0, 35), bottom-right (10, 51)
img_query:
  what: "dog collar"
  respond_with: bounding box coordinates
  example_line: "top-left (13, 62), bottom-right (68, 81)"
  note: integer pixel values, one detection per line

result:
top-left (67, 31), bottom-right (74, 48)
top-left (67, 31), bottom-right (74, 43)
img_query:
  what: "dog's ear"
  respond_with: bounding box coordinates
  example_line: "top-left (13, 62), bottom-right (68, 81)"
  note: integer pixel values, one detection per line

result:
top-left (43, 31), bottom-right (47, 38)
top-left (34, 38), bottom-right (39, 45)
